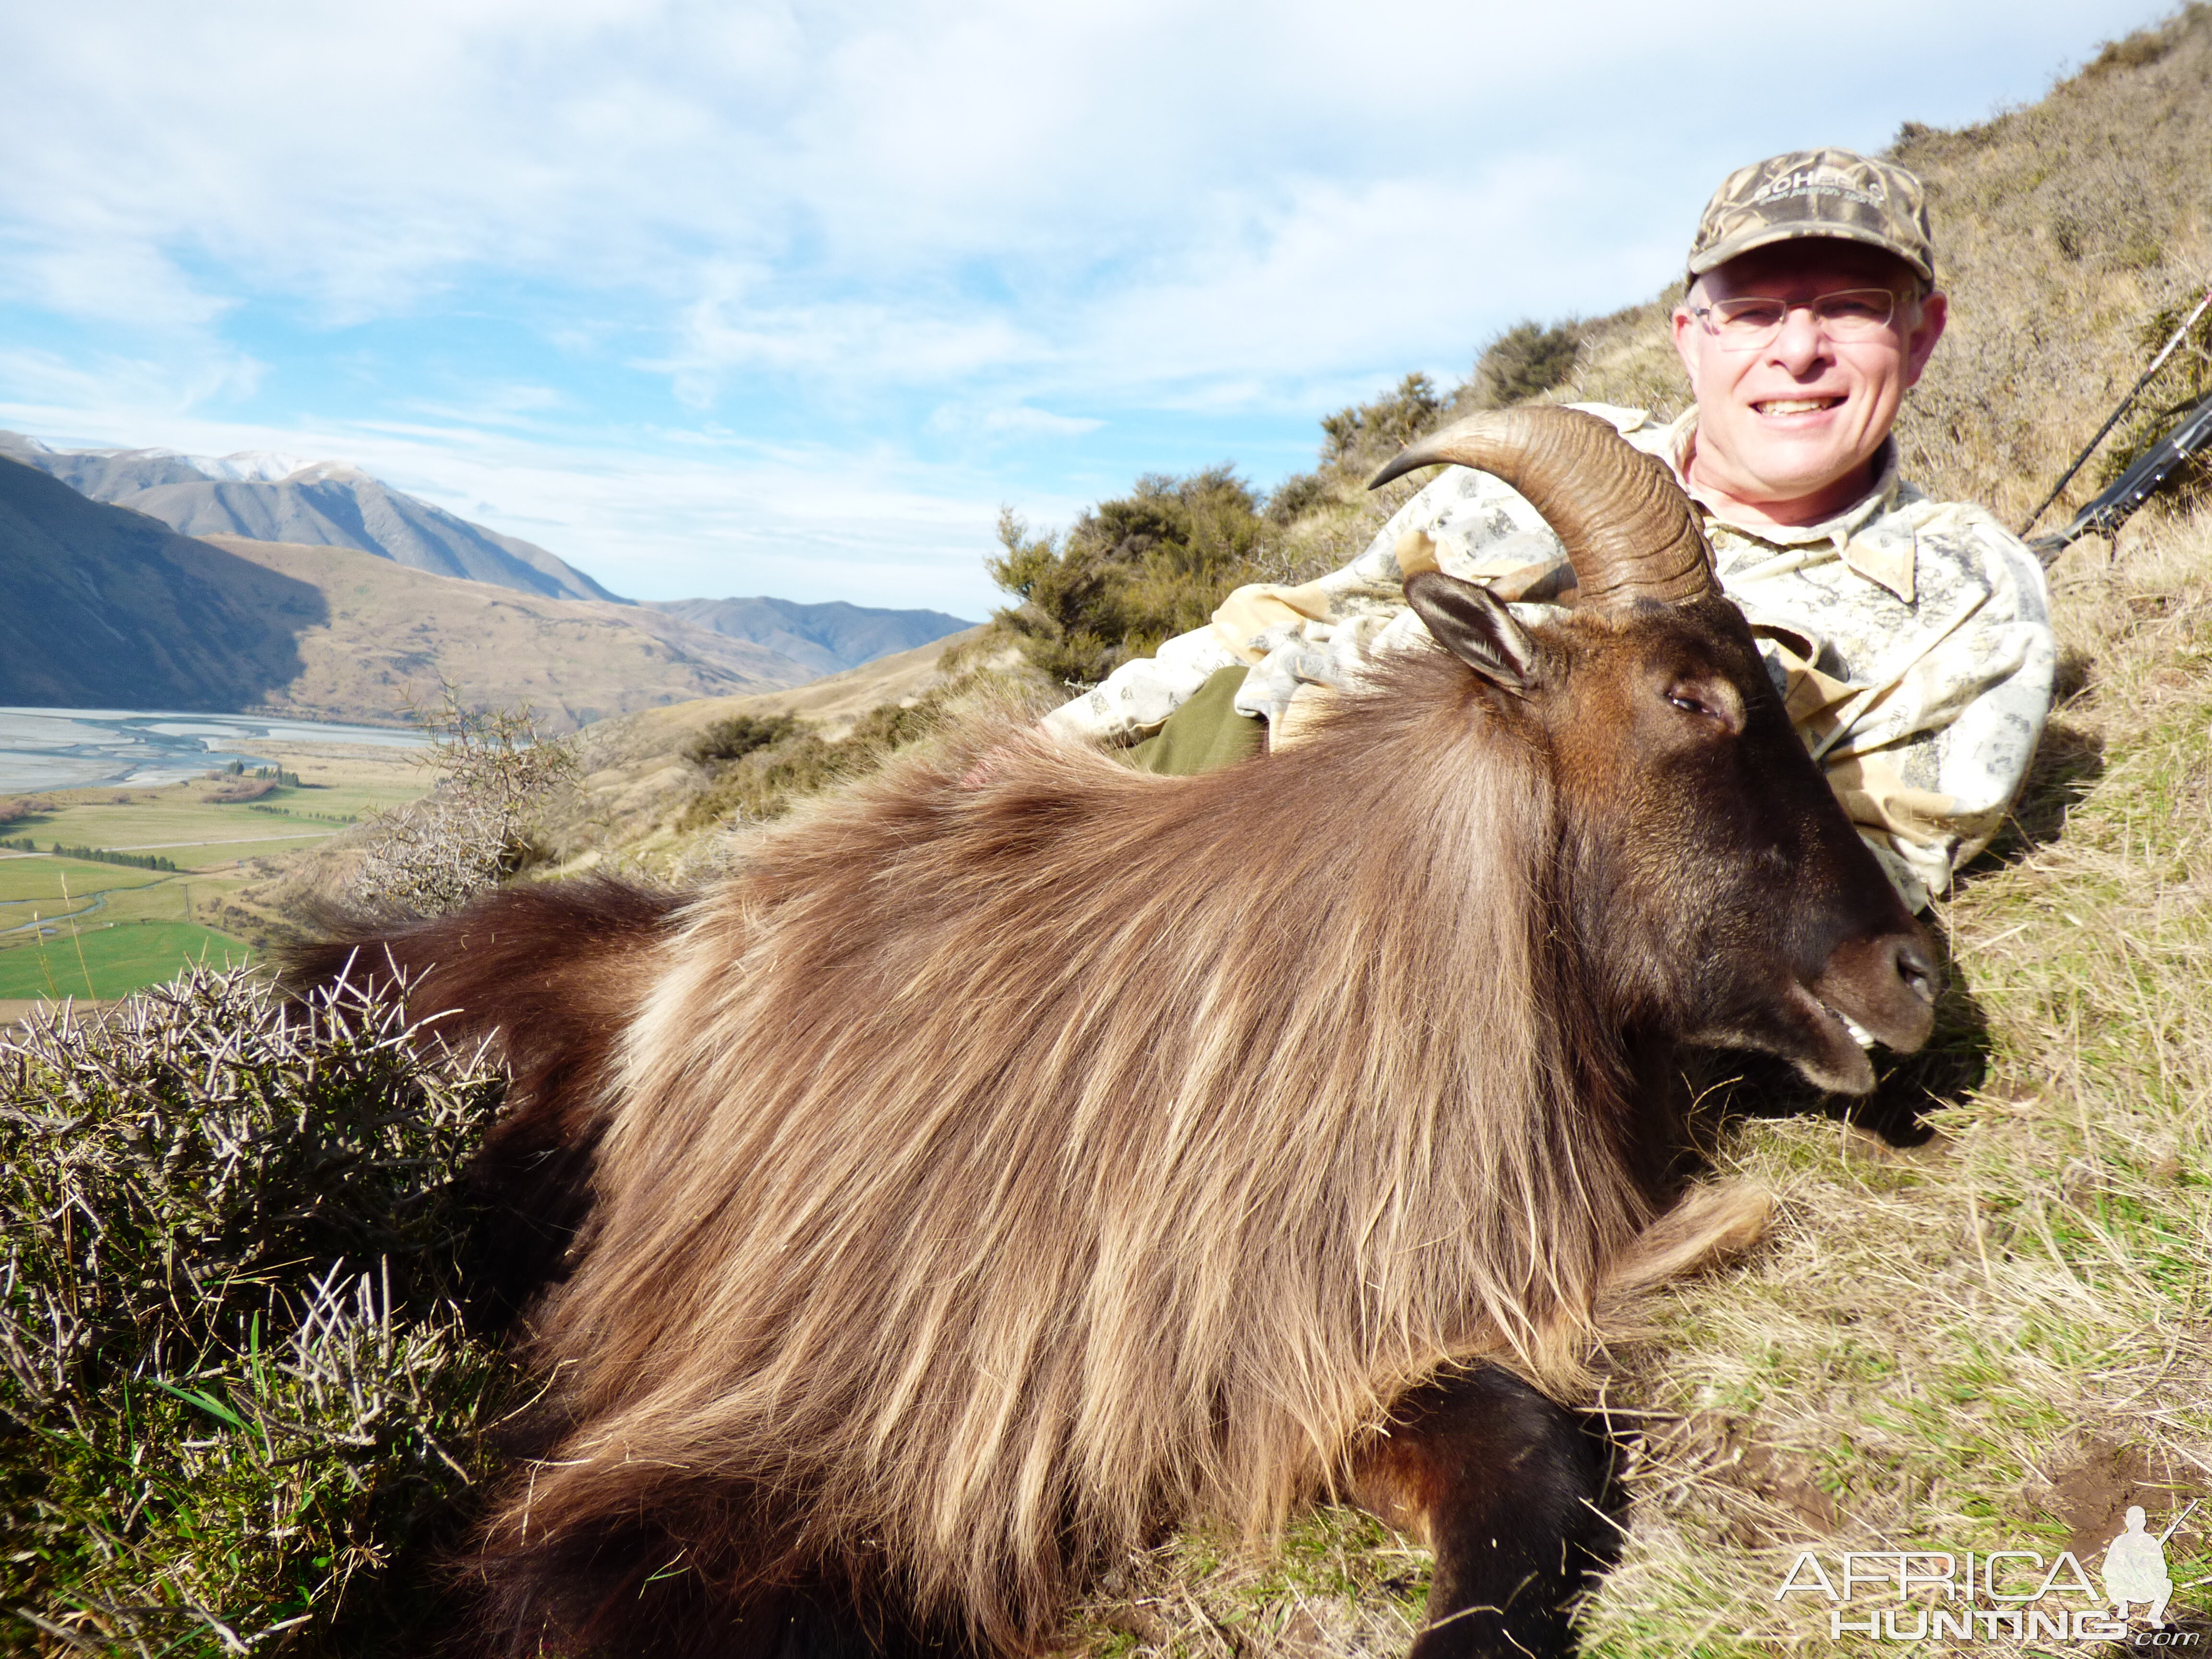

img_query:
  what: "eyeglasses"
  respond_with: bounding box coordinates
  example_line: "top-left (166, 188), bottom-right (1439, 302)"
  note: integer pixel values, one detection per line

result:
top-left (1688, 288), bottom-right (1900, 351)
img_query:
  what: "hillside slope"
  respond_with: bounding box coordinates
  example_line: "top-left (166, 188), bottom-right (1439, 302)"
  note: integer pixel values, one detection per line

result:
top-left (1540, 7), bottom-right (2212, 527)
top-left (0, 456), bottom-right (321, 709)
top-left (190, 536), bottom-right (815, 732)
top-left (541, 625), bottom-right (999, 857)
top-left (0, 433), bottom-right (621, 603)
top-left (645, 595), bottom-right (977, 676)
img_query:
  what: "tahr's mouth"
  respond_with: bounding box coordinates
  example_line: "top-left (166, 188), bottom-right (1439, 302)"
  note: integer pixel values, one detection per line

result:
top-left (1783, 976), bottom-right (1879, 1094)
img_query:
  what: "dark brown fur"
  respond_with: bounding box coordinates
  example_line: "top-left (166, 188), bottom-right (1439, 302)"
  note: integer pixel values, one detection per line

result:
top-left (294, 876), bottom-right (681, 1324)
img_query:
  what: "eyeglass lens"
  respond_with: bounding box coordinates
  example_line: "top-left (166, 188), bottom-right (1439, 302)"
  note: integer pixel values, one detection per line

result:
top-left (1704, 289), bottom-right (1897, 347)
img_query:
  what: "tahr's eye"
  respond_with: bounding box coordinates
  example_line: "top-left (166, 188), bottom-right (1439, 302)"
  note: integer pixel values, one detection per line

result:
top-left (1667, 691), bottom-right (1710, 716)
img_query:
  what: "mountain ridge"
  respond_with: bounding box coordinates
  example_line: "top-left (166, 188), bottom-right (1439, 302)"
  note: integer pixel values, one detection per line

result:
top-left (0, 431), bottom-right (622, 604)
top-left (0, 455), bottom-right (323, 710)
top-left (0, 452), bottom-right (826, 730)
top-left (644, 595), bottom-right (975, 676)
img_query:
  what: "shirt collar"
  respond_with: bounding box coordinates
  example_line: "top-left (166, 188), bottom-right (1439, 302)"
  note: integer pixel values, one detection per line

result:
top-left (1659, 407), bottom-right (1913, 600)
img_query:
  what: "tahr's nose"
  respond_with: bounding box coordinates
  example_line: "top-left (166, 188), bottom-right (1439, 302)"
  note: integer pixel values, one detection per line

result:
top-left (1889, 936), bottom-right (1942, 1010)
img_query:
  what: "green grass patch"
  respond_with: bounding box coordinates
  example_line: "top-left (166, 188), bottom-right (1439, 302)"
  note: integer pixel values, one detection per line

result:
top-left (0, 918), bottom-right (253, 999)
top-left (0, 854), bottom-right (165, 905)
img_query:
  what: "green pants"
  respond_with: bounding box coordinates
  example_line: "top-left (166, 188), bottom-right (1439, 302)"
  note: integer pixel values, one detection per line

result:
top-left (1123, 665), bottom-right (1263, 775)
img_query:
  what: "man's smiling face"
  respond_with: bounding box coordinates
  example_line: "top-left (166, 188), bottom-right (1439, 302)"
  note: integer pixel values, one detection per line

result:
top-left (1670, 240), bottom-right (1947, 528)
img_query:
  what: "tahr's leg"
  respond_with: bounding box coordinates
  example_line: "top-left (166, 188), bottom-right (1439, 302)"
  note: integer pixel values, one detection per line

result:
top-left (1349, 1366), bottom-right (1616, 1659)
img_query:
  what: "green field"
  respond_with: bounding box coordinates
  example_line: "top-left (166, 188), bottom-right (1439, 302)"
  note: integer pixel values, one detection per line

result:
top-left (12, 793), bottom-right (354, 868)
top-left (0, 855), bottom-right (166, 903)
top-left (0, 755), bottom-right (428, 999)
top-left (0, 919), bottom-right (253, 999)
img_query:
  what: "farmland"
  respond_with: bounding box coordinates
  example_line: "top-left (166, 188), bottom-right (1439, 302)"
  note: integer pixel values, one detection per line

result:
top-left (0, 739), bottom-right (427, 1015)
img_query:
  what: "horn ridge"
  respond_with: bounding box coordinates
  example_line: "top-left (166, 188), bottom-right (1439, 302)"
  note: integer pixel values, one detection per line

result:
top-left (1366, 407), bottom-right (1714, 607)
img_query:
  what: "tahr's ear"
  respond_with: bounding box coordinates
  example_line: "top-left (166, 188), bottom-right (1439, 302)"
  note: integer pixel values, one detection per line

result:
top-left (1405, 568), bottom-right (1542, 695)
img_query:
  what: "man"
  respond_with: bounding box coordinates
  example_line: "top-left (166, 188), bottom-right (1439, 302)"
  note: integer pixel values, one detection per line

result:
top-left (1043, 149), bottom-right (2056, 911)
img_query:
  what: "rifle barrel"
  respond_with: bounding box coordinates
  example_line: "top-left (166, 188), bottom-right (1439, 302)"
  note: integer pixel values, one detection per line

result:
top-left (2022, 285), bottom-right (2212, 536)
top-left (2157, 1497), bottom-right (2200, 1546)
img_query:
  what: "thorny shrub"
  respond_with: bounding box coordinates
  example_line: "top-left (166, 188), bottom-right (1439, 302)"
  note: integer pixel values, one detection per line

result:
top-left (349, 686), bottom-right (577, 919)
top-left (0, 964), bottom-right (514, 1655)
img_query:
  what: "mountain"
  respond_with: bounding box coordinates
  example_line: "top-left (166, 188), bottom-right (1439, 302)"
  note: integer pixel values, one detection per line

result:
top-left (644, 596), bottom-right (977, 676)
top-left (0, 452), bottom-right (820, 729)
top-left (0, 455), bottom-right (321, 709)
top-left (184, 537), bottom-right (817, 732)
top-left (0, 432), bottom-right (621, 604)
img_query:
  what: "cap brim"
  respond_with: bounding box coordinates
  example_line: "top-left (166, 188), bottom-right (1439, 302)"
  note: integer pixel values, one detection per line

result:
top-left (1688, 222), bottom-right (1935, 284)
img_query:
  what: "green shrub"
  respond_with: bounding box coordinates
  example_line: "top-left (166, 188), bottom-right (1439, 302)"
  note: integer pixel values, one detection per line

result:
top-left (1317, 372), bottom-right (1448, 466)
top-left (0, 964), bottom-right (514, 1655)
top-left (687, 712), bottom-right (802, 768)
top-left (988, 468), bottom-right (1274, 686)
top-left (676, 687), bottom-right (975, 834)
top-left (1472, 320), bottom-right (1583, 407)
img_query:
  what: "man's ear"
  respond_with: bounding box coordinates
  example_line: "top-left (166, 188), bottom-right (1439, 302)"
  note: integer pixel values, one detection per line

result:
top-left (1671, 302), bottom-right (1706, 398)
top-left (1405, 569), bottom-right (1543, 695)
top-left (1902, 288), bottom-right (1948, 389)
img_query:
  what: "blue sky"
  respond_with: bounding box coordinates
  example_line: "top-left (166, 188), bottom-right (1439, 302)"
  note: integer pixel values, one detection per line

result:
top-left (0, 0), bottom-right (2173, 618)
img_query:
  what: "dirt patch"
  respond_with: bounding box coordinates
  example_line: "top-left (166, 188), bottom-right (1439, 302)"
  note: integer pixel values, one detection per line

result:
top-left (2035, 1437), bottom-right (2201, 1560)
top-left (1643, 1413), bottom-right (1842, 1547)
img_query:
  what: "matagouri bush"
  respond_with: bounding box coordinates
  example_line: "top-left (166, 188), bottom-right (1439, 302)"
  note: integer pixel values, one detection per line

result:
top-left (349, 687), bottom-right (577, 919)
top-left (0, 965), bottom-right (514, 1655)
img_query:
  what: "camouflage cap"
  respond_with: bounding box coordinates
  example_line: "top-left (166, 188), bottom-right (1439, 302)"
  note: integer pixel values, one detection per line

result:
top-left (1688, 148), bottom-right (1935, 284)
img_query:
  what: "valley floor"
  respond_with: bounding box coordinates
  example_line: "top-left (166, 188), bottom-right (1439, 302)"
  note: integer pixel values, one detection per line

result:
top-left (0, 740), bottom-right (429, 1012)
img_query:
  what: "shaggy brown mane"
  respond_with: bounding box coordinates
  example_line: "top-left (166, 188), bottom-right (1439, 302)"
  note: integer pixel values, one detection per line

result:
top-left (482, 644), bottom-right (1673, 1649)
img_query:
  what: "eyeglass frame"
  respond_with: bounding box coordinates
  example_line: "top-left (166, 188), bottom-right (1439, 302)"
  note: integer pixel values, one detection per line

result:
top-left (1685, 287), bottom-right (1912, 352)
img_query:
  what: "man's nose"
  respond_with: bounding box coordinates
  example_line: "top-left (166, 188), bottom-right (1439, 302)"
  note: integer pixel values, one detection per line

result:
top-left (1767, 304), bottom-right (1831, 373)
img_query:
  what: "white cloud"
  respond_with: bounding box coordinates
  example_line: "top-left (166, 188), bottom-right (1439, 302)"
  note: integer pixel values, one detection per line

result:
top-left (0, 0), bottom-right (2179, 610)
top-left (926, 403), bottom-right (1104, 440)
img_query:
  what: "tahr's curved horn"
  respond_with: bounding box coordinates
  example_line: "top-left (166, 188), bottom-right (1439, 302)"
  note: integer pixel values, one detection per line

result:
top-left (1367, 407), bottom-right (1714, 607)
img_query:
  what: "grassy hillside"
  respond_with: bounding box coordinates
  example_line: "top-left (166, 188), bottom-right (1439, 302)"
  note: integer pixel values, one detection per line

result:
top-left (990, 7), bottom-right (2212, 685)
top-left (190, 534), bottom-right (816, 732)
top-left (538, 625), bottom-right (1011, 870)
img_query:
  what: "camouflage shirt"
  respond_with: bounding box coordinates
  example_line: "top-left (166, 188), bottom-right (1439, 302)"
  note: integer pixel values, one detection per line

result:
top-left (1041, 404), bottom-right (2057, 910)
